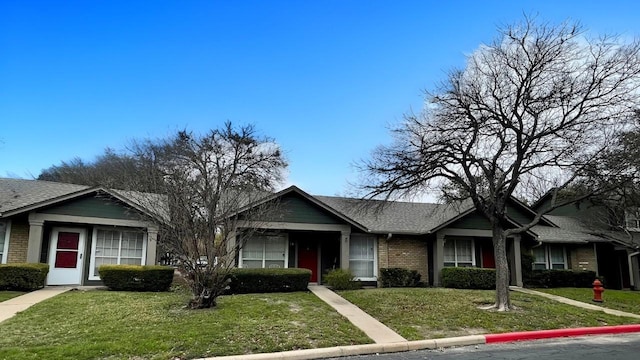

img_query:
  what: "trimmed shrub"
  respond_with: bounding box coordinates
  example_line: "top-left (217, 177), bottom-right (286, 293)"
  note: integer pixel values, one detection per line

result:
top-left (524, 269), bottom-right (597, 288)
top-left (380, 267), bottom-right (422, 288)
top-left (324, 268), bottom-right (362, 290)
top-left (227, 268), bottom-right (311, 294)
top-left (99, 265), bottom-right (174, 292)
top-left (441, 267), bottom-right (496, 289)
top-left (0, 263), bottom-right (49, 291)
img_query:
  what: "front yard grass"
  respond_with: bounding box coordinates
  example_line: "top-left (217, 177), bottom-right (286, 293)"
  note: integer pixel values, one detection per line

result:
top-left (0, 291), bottom-right (25, 303)
top-left (339, 288), bottom-right (640, 341)
top-left (0, 289), bottom-right (370, 360)
top-left (537, 288), bottom-right (640, 314)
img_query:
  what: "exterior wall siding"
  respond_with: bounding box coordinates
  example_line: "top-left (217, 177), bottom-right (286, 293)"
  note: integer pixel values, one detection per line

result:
top-left (7, 220), bottom-right (29, 263)
top-left (377, 235), bottom-right (428, 283)
top-left (40, 196), bottom-right (139, 220)
top-left (569, 244), bottom-right (597, 272)
top-left (505, 204), bottom-right (535, 225)
top-left (253, 194), bottom-right (344, 224)
top-left (449, 213), bottom-right (492, 230)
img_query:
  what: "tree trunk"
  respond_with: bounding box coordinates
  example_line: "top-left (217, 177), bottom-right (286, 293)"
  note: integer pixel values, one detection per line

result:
top-left (187, 269), bottom-right (222, 309)
top-left (189, 289), bottom-right (217, 309)
top-left (492, 222), bottom-right (512, 311)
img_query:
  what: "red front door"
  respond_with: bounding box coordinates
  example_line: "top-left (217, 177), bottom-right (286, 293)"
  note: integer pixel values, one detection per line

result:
top-left (298, 242), bottom-right (318, 282)
top-left (481, 244), bottom-right (496, 268)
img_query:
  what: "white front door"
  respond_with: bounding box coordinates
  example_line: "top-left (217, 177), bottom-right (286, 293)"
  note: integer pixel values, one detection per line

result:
top-left (47, 227), bottom-right (86, 285)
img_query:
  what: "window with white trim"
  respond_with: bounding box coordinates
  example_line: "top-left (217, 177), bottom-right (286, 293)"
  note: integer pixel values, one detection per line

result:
top-left (349, 234), bottom-right (376, 280)
top-left (240, 235), bottom-right (287, 269)
top-left (444, 238), bottom-right (475, 267)
top-left (0, 221), bottom-right (9, 264)
top-left (532, 245), bottom-right (567, 270)
top-left (625, 209), bottom-right (640, 230)
top-left (90, 228), bottom-right (146, 280)
top-left (532, 246), bottom-right (547, 270)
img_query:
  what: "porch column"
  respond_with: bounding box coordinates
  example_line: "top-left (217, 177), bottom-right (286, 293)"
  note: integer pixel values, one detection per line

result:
top-left (146, 228), bottom-right (158, 265)
top-left (226, 229), bottom-right (239, 267)
top-left (509, 235), bottom-right (523, 287)
top-left (433, 232), bottom-right (445, 287)
top-left (340, 230), bottom-right (350, 270)
top-left (628, 251), bottom-right (640, 290)
top-left (26, 218), bottom-right (44, 263)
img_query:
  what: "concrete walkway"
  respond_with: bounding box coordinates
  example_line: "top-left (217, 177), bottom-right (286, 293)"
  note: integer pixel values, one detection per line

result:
top-left (510, 286), bottom-right (640, 319)
top-left (308, 284), bottom-right (407, 344)
top-left (0, 286), bottom-right (72, 323)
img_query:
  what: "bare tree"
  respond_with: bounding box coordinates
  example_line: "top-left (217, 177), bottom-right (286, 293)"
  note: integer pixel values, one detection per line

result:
top-left (38, 148), bottom-right (155, 191)
top-left (359, 17), bottom-right (640, 311)
top-left (580, 113), bottom-right (640, 244)
top-left (124, 122), bottom-right (287, 309)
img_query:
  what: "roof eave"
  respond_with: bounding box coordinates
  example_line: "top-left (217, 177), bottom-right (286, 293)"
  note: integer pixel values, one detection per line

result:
top-left (0, 186), bottom-right (101, 218)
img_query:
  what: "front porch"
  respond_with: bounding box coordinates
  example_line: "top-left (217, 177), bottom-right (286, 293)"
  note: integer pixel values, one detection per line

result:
top-left (236, 222), bottom-right (356, 284)
top-left (431, 228), bottom-right (523, 287)
top-left (236, 219), bottom-right (380, 284)
top-left (22, 212), bottom-right (158, 286)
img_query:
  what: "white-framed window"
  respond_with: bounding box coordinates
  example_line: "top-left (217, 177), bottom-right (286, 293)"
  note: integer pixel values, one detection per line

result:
top-left (532, 246), bottom-right (547, 270)
top-left (349, 234), bottom-right (377, 280)
top-left (532, 245), bottom-right (567, 270)
top-left (444, 238), bottom-right (475, 267)
top-left (239, 234), bottom-right (288, 269)
top-left (0, 220), bottom-right (10, 264)
top-left (89, 228), bottom-right (147, 280)
top-left (625, 209), bottom-right (640, 230)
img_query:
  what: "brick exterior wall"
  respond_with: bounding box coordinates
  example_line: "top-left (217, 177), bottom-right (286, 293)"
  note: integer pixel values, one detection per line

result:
top-left (378, 235), bottom-right (429, 283)
top-left (569, 244), bottom-right (597, 272)
top-left (7, 220), bottom-right (29, 263)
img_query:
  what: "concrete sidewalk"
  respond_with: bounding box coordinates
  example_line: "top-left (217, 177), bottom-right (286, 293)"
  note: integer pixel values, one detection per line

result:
top-left (510, 287), bottom-right (640, 319)
top-left (0, 286), bottom-right (72, 323)
top-left (308, 285), bottom-right (407, 344)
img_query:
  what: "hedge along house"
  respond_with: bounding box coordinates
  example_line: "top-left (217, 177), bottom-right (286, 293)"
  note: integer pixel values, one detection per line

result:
top-left (232, 186), bottom-right (569, 287)
top-left (0, 178), bottom-right (161, 286)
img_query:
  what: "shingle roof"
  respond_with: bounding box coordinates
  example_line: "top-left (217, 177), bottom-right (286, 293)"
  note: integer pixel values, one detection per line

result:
top-left (315, 194), bottom-right (631, 245)
top-left (314, 195), bottom-right (474, 234)
top-left (0, 178), bottom-right (90, 215)
top-left (0, 178), bottom-right (166, 222)
top-left (4, 179), bottom-right (632, 247)
top-left (533, 215), bottom-right (614, 244)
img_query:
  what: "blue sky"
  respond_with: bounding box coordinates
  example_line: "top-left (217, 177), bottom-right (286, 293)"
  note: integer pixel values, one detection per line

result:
top-left (1, 1), bottom-right (639, 196)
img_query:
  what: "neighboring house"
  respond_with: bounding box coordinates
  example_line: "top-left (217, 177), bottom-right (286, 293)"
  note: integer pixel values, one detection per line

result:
top-left (533, 194), bottom-right (640, 290)
top-left (233, 186), bottom-right (604, 288)
top-left (0, 178), bottom-right (161, 286)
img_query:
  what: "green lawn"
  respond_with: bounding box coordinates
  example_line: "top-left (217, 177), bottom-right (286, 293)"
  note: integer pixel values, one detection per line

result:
top-left (0, 290), bottom-right (370, 360)
top-left (339, 288), bottom-right (640, 341)
top-left (0, 291), bottom-right (25, 303)
top-left (537, 288), bottom-right (640, 314)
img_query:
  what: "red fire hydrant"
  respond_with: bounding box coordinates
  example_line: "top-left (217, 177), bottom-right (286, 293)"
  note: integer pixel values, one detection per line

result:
top-left (592, 279), bottom-right (604, 303)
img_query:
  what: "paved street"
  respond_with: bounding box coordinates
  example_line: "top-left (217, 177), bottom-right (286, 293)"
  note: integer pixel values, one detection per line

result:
top-left (328, 334), bottom-right (640, 360)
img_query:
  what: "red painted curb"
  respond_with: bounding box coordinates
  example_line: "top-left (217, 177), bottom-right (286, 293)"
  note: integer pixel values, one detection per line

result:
top-left (485, 324), bottom-right (640, 343)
